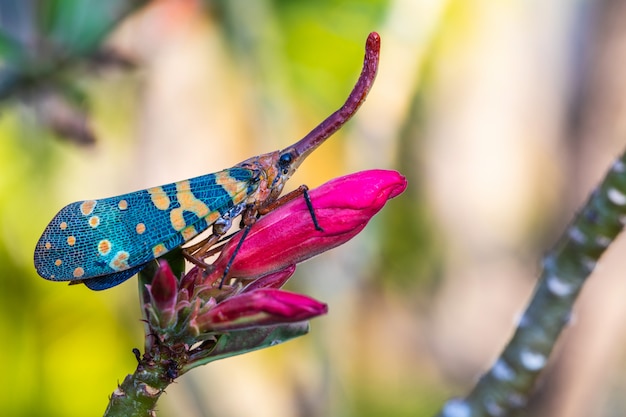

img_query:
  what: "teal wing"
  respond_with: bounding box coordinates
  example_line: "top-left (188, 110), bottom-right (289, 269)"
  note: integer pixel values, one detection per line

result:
top-left (34, 167), bottom-right (259, 289)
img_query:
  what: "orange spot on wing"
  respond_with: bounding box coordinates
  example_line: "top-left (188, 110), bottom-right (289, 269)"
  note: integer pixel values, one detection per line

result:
top-left (73, 267), bottom-right (84, 278)
top-left (109, 251), bottom-right (130, 271)
top-left (206, 211), bottom-right (220, 224)
top-left (152, 243), bottom-right (167, 258)
top-left (89, 216), bottom-right (100, 228)
top-left (80, 200), bottom-right (97, 216)
top-left (59, 222), bottom-right (68, 230)
top-left (67, 236), bottom-right (76, 246)
top-left (148, 187), bottom-right (171, 210)
top-left (98, 240), bottom-right (111, 256)
top-left (176, 180), bottom-right (210, 218)
top-left (55, 259), bottom-right (62, 266)
top-left (168, 180), bottom-right (213, 232)
top-left (45, 242), bottom-right (52, 249)
top-left (136, 223), bottom-right (146, 234)
top-left (215, 171), bottom-right (247, 203)
top-left (118, 199), bottom-right (128, 210)
top-left (181, 225), bottom-right (198, 241)
top-left (170, 210), bottom-right (186, 231)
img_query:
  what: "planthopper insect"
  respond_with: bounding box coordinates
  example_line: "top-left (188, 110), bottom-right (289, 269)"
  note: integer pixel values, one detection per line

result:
top-left (34, 32), bottom-right (381, 291)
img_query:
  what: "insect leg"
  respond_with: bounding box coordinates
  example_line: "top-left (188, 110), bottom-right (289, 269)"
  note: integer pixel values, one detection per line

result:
top-left (258, 185), bottom-right (323, 231)
top-left (183, 234), bottom-right (219, 255)
top-left (183, 233), bottom-right (222, 259)
top-left (181, 214), bottom-right (237, 274)
top-left (182, 250), bottom-right (212, 269)
top-left (218, 224), bottom-right (252, 289)
top-left (302, 188), bottom-right (323, 232)
top-left (181, 231), bottom-right (224, 274)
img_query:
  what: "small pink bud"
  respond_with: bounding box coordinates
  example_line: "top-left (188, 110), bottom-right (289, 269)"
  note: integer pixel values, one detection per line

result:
top-left (146, 260), bottom-right (179, 328)
top-left (204, 170), bottom-right (407, 284)
top-left (242, 265), bottom-right (297, 292)
top-left (192, 289), bottom-right (328, 332)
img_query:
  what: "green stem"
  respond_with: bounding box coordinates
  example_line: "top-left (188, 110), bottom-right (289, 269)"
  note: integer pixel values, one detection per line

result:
top-left (103, 347), bottom-right (175, 417)
top-left (437, 156), bottom-right (626, 417)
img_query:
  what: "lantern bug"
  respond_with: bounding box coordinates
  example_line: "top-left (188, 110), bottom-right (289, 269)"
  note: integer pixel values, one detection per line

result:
top-left (34, 32), bottom-right (381, 291)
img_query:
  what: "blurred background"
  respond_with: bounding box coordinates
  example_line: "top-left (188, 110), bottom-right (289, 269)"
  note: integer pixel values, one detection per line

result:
top-left (2, 0), bottom-right (626, 416)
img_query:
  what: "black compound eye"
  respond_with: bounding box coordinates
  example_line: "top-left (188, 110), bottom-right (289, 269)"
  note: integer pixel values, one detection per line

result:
top-left (278, 153), bottom-right (293, 174)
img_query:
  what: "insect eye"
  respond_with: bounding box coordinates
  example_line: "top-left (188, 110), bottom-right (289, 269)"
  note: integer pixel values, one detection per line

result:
top-left (279, 153), bottom-right (292, 166)
top-left (278, 153), bottom-right (293, 174)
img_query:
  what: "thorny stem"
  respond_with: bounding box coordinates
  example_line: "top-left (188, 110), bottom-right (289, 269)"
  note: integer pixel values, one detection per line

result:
top-left (103, 346), bottom-right (177, 417)
top-left (437, 156), bottom-right (626, 416)
top-left (104, 322), bottom-right (310, 417)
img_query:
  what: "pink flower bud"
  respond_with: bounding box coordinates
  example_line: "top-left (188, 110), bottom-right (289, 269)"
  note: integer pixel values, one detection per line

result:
top-left (241, 265), bottom-right (296, 292)
top-left (146, 260), bottom-right (179, 328)
top-left (191, 288), bottom-right (328, 332)
top-left (204, 169), bottom-right (407, 284)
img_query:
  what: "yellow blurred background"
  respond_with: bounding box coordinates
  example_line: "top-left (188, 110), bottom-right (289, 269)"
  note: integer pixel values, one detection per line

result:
top-left (2, 0), bottom-right (626, 416)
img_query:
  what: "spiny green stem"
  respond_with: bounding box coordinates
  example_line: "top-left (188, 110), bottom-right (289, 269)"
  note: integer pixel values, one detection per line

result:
top-left (103, 346), bottom-right (179, 417)
top-left (437, 157), bottom-right (626, 417)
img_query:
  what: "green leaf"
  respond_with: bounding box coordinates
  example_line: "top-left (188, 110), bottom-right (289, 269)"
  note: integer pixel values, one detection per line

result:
top-left (184, 322), bottom-right (310, 370)
top-left (43, 0), bottom-right (148, 56)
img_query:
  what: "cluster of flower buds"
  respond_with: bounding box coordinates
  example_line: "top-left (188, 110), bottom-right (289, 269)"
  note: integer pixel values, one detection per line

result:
top-left (143, 170), bottom-right (407, 355)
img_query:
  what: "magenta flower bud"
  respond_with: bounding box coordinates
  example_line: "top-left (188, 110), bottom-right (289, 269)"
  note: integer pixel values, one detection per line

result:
top-left (190, 288), bottom-right (328, 332)
top-left (204, 169), bottom-right (407, 284)
top-left (146, 260), bottom-right (179, 328)
top-left (241, 265), bottom-right (296, 292)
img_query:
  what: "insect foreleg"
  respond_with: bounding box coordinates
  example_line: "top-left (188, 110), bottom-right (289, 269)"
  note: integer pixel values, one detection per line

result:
top-left (181, 203), bottom-right (249, 273)
top-left (258, 185), bottom-right (323, 232)
top-left (218, 225), bottom-right (251, 289)
top-left (182, 224), bottom-right (226, 265)
top-left (218, 206), bottom-right (258, 288)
